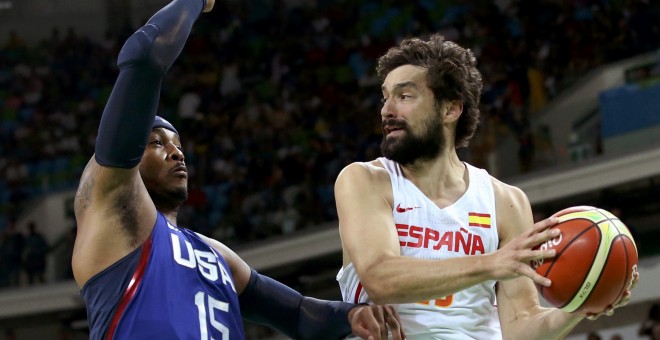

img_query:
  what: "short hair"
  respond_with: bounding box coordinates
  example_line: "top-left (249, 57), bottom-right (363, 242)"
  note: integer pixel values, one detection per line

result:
top-left (376, 34), bottom-right (483, 148)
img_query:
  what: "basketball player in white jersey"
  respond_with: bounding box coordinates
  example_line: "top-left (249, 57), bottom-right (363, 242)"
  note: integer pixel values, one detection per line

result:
top-left (335, 34), bottom-right (636, 339)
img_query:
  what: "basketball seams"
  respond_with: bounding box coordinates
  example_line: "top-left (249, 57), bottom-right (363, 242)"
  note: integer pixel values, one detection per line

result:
top-left (602, 215), bottom-right (634, 302)
top-left (557, 209), bottom-right (604, 225)
top-left (537, 219), bottom-right (602, 308)
top-left (540, 219), bottom-right (597, 305)
top-left (556, 221), bottom-right (600, 310)
top-left (536, 207), bottom-right (638, 314)
top-left (616, 233), bottom-right (636, 302)
top-left (611, 218), bottom-right (637, 253)
top-left (613, 235), bottom-right (631, 301)
top-left (562, 220), bottom-right (614, 313)
top-left (582, 234), bottom-right (625, 313)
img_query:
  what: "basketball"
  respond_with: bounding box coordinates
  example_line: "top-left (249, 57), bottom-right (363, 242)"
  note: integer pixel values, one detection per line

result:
top-left (530, 207), bottom-right (638, 314)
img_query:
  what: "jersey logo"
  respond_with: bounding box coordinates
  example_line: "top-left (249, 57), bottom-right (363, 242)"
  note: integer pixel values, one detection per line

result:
top-left (396, 224), bottom-right (486, 255)
top-left (396, 203), bottom-right (420, 213)
top-left (468, 212), bottom-right (491, 228)
top-left (171, 234), bottom-right (236, 292)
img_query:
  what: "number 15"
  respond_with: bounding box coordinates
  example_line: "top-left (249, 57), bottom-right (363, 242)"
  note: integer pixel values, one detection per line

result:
top-left (195, 291), bottom-right (230, 340)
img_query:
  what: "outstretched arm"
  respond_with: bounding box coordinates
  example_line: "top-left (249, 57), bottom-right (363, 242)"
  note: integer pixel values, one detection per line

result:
top-left (95, 0), bottom-right (208, 169)
top-left (239, 270), bottom-right (404, 340)
top-left (198, 234), bottom-right (404, 340)
top-left (73, 0), bottom-right (212, 288)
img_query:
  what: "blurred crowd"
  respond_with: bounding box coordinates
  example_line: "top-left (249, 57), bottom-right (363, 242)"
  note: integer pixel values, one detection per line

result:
top-left (0, 221), bottom-right (67, 289)
top-left (1, 0), bottom-right (659, 256)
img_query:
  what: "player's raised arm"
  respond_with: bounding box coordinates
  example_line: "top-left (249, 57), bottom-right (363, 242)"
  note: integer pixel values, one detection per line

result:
top-left (72, 0), bottom-right (211, 288)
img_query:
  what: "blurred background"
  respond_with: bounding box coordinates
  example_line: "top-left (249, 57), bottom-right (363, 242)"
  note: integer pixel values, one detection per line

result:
top-left (0, 0), bottom-right (659, 339)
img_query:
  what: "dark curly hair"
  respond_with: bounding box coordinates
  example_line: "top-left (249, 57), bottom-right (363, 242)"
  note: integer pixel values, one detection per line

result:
top-left (376, 34), bottom-right (483, 148)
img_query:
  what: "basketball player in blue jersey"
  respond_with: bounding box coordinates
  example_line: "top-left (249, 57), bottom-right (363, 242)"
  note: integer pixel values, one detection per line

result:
top-left (72, 0), bottom-right (404, 339)
top-left (334, 34), bottom-right (639, 339)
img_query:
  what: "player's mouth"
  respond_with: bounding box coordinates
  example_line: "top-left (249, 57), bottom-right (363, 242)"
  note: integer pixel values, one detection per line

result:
top-left (383, 125), bottom-right (406, 137)
top-left (170, 164), bottom-right (188, 178)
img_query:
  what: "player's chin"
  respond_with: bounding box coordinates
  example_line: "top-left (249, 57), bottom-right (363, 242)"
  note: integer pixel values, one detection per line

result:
top-left (170, 172), bottom-right (188, 181)
top-left (167, 174), bottom-right (188, 190)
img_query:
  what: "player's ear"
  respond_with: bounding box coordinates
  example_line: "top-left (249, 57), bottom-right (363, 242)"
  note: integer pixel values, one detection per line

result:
top-left (444, 100), bottom-right (463, 123)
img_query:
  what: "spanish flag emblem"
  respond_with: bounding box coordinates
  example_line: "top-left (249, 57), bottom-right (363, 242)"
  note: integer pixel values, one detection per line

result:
top-left (468, 212), bottom-right (491, 228)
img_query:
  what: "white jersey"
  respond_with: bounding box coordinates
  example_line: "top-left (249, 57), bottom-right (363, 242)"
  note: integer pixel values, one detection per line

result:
top-left (337, 158), bottom-right (502, 339)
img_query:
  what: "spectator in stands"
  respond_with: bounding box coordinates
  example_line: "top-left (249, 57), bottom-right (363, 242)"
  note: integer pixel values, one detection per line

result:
top-left (639, 301), bottom-right (660, 340)
top-left (3, 329), bottom-right (16, 340)
top-left (23, 221), bottom-right (49, 284)
top-left (51, 226), bottom-right (76, 281)
top-left (0, 232), bottom-right (9, 287)
top-left (586, 331), bottom-right (602, 340)
top-left (2, 0), bottom-right (660, 250)
top-left (1, 221), bottom-right (24, 286)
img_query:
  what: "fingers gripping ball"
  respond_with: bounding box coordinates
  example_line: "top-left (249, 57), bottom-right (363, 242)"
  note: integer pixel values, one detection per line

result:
top-left (531, 207), bottom-right (638, 314)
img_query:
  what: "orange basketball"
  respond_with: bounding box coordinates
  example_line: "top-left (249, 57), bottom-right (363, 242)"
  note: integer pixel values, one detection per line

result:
top-left (530, 207), bottom-right (638, 314)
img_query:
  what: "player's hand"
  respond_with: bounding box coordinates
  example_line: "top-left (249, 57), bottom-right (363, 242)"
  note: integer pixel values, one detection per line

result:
top-left (490, 216), bottom-right (561, 287)
top-left (585, 270), bottom-right (640, 320)
top-left (203, 0), bottom-right (214, 12)
top-left (348, 304), bottom-right (405, 340)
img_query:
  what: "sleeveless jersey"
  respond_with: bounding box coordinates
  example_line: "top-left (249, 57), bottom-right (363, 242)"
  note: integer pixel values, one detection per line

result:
top-left (337, 158), bottom-right (502, 339)
top-left (81, 212), bottom-right (245, 340)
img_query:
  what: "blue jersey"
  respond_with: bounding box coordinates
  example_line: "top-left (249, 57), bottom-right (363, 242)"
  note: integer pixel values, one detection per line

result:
top-left (81, 212), bottom-right (245, 339)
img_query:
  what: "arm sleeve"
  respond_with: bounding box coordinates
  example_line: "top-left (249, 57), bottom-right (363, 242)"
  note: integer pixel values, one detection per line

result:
top-left (239, 269), bottom-right (356, 340)
top-left (94, 0), bottom-right (206, 168)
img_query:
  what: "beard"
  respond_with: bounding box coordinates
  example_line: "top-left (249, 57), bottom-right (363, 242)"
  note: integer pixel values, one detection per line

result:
top-left (380, 112), bottom-right (445, 165)
top-left (148, 185), bottom-right (189, 212)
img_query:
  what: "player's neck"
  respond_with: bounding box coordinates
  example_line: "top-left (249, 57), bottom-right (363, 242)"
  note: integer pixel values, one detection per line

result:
top-left (401, 151), bottom-right (466, 203)
top-left (400, 149), bottom-right (462, 180)
top-left (161, 210), bottom-right (178, 226)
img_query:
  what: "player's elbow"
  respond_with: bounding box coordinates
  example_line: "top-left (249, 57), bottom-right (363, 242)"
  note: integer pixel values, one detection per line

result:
top-left (116, 24), bottom-right (165, 72)
top-left (360, 276), bottom-right (401, 304)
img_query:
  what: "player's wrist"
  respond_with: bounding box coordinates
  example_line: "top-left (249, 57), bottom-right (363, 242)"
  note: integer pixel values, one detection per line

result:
top-left (347, 303), bottom-right (369, 321)
top-left (478, 253), bottom-right (499, 281)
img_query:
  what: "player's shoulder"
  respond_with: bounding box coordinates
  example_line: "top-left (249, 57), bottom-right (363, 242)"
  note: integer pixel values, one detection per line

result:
top-left (488, 175), bottom-right (528, 204)
top-left (489, 175), bottom-right (534, 240)
top-left (336, 160), bottom-right (389, 183)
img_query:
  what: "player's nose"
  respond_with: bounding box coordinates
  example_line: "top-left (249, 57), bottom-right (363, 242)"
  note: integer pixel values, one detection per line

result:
top-left (168, 144), bottom-right (185, 162)
top-left (381, 98), bottom-right (396, 118)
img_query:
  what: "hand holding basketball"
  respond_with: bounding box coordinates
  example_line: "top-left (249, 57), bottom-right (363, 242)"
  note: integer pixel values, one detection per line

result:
top-left (531, 206), bottom-right (639, 316)
top-left (491, 217), bottom-right (561, 287)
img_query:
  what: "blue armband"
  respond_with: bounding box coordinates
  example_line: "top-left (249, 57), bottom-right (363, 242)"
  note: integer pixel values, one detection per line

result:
top-left (94, 0), bottom-right (203, 168)
top-left (239, 269), bottom-right (356, 339)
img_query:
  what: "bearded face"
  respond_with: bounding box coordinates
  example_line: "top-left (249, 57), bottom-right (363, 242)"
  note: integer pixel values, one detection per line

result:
top-left (139, 129), bottom-right (189, 212)
top-left (380, 104), bottom-right (445, 165)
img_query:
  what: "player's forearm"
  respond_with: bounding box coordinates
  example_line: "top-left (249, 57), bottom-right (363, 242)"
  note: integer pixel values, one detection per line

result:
top-left (95, 0), bottom-right (204, 168)
top-left (239, 269), bottom-right (355, 339)
top-left (505, 307), bottom-right (584, 340)
top-left (360, 255), bottom-right (494, 304)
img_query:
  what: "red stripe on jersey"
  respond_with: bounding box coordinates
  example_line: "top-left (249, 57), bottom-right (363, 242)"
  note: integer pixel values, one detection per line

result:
top-left (354, 282), bottom-right (363, 304)
top-left (468, 213), bottom-right (490, 218)
top-left (468, 222), bottom-right (491, 228)
top-left (106, 236), bottom-right (153, 339)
